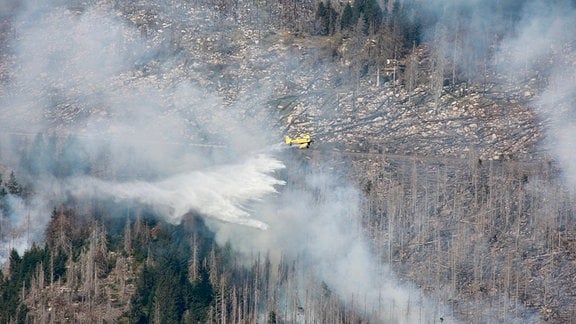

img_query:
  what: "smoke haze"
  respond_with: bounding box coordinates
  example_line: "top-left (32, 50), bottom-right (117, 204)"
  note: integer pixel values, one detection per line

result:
top-left (3, 0), bottom-right (574, 322)
top-left (0, 0), bottom-right (455, 321)
top-left (215, 166), bottom-right (452, 322)
top-left (413, 0), bottom-right (576, 321)
top-left (506, 1), bottom-right (576, 187)
top-left (412, 0), bottom-right (576, 182)
top-left (0, 1), bottom-right (276, 258)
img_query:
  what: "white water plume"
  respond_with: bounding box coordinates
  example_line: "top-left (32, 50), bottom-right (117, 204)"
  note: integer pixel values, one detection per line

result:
top-left (66, 154), bottom-right (285, 230)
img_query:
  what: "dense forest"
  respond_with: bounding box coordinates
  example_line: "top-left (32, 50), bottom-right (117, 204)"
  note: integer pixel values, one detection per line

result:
top-left (1, 0), bottom-right (576, 323)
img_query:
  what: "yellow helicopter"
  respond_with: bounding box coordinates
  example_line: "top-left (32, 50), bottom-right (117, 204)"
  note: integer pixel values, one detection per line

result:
top-left (285, 133), bottom-right (312, 148)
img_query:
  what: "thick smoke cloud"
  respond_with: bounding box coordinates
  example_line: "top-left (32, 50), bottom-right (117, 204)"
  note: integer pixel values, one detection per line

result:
top-left (415, 0), bottom-right (576, 180)
top-left (497, 0), bottom-right (576, 186)
top-left (214, 167), bottom-right (452, 322)
top-left (0, 0), bottom-right (531, 322)
top-left (0, 1), bottom-right (277, 259)
top-left (472, 0), bottom-right (576, 184)
top-left (0, 0), bottom-right (449, 321)
top-left (408, 0), bottom-right (576, 321)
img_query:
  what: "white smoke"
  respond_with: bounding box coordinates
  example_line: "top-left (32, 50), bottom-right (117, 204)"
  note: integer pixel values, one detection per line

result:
top-left (424, 0), bottom-right (576, 183)
top-left (489, 0), bottom-right (576, 184)
top-left (514, 2), bottom-right (576, 187)
top-left (214, 168), bottom-right (452, 323)
top-left (536, 69), bottom-right (576, 185)
top-left (0, 0), bottom-right (452, 322)
top-left (0, 1), bottom-right (276, 261)
top-left (0, 194), bottom-right (52, 264)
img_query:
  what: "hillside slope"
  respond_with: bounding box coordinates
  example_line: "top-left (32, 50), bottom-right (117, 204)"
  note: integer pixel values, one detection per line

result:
top-left (0, 0), bottom-right (574, 323)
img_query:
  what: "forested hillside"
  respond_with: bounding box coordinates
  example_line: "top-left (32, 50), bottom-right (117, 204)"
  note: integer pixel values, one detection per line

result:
top-left (1, 0), bottom-right (575, 323)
